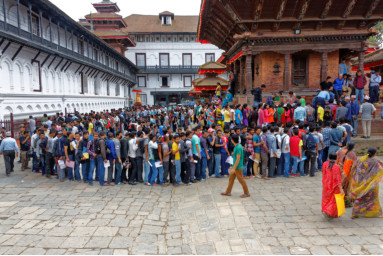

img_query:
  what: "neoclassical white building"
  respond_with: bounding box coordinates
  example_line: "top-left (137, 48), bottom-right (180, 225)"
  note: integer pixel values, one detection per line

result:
top-left (0, 0), bottom-right (137, 121)
top-left (124, 12), bottom-right (224, 106)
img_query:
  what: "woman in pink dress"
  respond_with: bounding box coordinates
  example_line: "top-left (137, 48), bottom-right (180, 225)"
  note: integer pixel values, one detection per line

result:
top-left (285, 104), bottom-right (294, 124)
top-left (263, 104), bottom-right (270, 126)
top-left (257, 103), bottom-right (265, 127)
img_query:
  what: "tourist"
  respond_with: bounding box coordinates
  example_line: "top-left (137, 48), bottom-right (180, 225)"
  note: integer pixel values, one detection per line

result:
top-left (0, 132), bottom-right (19, 176)
top-left (320, 76), bottom-right (333, 91)
top-left (359, 95), bottom-right (376, 139)
top-left (350, 148), bottom-right (383, 218)
top-left (221, 134), bottom-right (250, 198)
top-left (353, 70), bottom-right (367, 104)
top-left (322, 151), bottom-right (343, 220)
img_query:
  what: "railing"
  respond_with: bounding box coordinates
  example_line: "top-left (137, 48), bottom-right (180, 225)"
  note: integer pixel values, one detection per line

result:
top-left (0, 21), bottom-right (136, 83)
top-left (138, 65), bottom-right (199, 74)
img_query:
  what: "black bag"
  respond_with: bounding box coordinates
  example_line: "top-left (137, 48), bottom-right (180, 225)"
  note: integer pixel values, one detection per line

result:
top-left (305, 133), bottom-right (317, 151)
top-left (27, 150), bottom-right (34, 158)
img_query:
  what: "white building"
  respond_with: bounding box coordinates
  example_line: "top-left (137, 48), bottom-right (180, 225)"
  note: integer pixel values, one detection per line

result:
top-left (124, 11), bottom-right (224, 106)
top-left (0, 0), bottom-right (137, 121)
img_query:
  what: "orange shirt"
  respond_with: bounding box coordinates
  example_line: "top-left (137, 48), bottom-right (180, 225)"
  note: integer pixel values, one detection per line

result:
top-left (268, 108), bottom-right (275, 123)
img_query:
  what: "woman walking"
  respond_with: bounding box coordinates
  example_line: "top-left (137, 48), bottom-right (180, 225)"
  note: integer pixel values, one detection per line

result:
top-left (322, 152), bottom-right (344, 220)
top-left (350, 148), bottom-right (383, 218)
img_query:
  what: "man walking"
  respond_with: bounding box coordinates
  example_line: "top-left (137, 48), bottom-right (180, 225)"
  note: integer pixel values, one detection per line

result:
top-left (0, 132), bottom-right (19, 176)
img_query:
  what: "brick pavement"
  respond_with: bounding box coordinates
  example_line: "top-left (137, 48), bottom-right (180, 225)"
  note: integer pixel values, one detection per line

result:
top-left (0, 158), bottom-right (383, 255)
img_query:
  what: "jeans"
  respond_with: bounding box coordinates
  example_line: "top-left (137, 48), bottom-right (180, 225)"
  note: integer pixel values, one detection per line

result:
top-left (207, 151), bottom-right (214, 176)
top-left (276, 157), bottom-right (283, 176)
top-left (221, 151), bottom-right (229, 176)
top-left (291, 155), bottom-right (304, 175)
top-left (269, 157), bottom-right (277, 177)
top-left (351, 116), bottom-right (358, 136)
top-left (282, 153), bottom-right (290, 177)
top-left (184, 159), bottom-right (191, 184)
top-left (305, 151), bottom-right (317, 176)
top-left (144, 160), bottom-right (150, 183)
top-left (322, 147), bottom-right (329, 163)
top-left (88, 158), bottom-right (97, 183)
top-left (370, 86), bottom-right (380, 103)
top-left (190, 155), bottom-right (200, 181)
top-left (214, 154), bottom-right (221, 177)
top-left (175, 159), bottom-right (181, 183)
top-left (200, 157), bottom-right (208, 179)
top-left (81, 160), bottom-right (90, 182)
top-left (67, 155), bottom-right (75, 180)
top-left (162, 161), bottom-right (169, 182)
top-left (317, 150), bottom-right (323, 171)
top-left (45, 152), bottom-right (54, 177)
top-left (39, 154), bottom-right (46, 176)
top-left (128, 157), bottom-right (137, 183)
top-left (149, 160), bottom-right (163, 185)
top-left (356, 88), bottom-right (364, 104)
top-left (32, 152), bottom-right (40, 172)
top-left (3, 150), bottom-right (15, 175)
top-left (115, 161), bottom-right (122, 184)
top-left (74, 157), bottom-right (81, 180)
top-left (334, 90), bottom-right (342, 102)
top-left (136, 156), bottom-right (144, 182)
top-left (97, 156), bottom-right (106, 185)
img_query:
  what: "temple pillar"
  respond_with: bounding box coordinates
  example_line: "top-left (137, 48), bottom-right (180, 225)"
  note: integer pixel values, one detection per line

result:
top-left (358, 51), bottom-right (365, 73)
top-left (283, 53), bottom-right (291, 91)
top-left (239, 56), bottom-right (245, 94)
top-left (321, 52), bottom-right (328, 82)
top-left (245, 54), bottom-right (253, 94)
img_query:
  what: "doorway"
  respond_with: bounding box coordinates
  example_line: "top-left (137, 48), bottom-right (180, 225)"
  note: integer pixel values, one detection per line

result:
top-left (292, 54), bottom-right (308, 87)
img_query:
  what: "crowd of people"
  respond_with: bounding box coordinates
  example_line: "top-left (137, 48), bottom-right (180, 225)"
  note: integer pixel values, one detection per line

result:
top-left (0, 74), bottom-right (382, 218)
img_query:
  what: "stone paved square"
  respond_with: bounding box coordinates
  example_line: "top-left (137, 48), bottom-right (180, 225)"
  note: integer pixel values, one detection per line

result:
top-left (1, 158), bottom-right (383, 255)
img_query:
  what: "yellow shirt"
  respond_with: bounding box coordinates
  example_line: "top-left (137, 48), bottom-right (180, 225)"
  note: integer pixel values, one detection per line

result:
top-left (216, 85), bottom-right (221, 97)
top-left (317, 106), bottom-right (324, 121)
top-left (224, 110), bottom-right (231, 123)
top-left (88, 123), bottom-right (94, 134)
top-left (172, 142), bottom-right (180, 160)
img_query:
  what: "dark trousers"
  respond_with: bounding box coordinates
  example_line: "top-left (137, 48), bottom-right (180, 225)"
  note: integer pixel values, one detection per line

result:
top-left (322, 147), bottom-right (329, 163)
top-left (45, 152), bottom-right (55, 177)
top-left (184, 159), bottom-right (191, 184)
top-left (269, 157), bottom-right (277, 178)
top-left (304, 151), bottom-right (317, 176)
top-left (120, 158), bottom-right (128, 182)
top-left (181, 161), bottom-right (186, 182)
top-left (370, 86), bottom-right (380, 103)
top-left (128, 157), bottom-right (137, 183)
top-left (163, 161), bottom-right (170, 182)
top-left (334, 90), bottom-right (342, 102)
top-left (170, 161), bottom-right (177, 185)
top-left (136, 156), bottom-right (144, 182)
top-left (3, 150), bottom-right (15, 175)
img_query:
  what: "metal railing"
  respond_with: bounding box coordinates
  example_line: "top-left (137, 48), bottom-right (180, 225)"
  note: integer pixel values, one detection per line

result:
top-left (138, 65), bottom-right (199, 74)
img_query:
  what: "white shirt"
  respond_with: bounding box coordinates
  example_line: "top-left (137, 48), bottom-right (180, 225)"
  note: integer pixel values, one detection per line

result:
top-left (275, 133), bottom-right (282, 158)
top-left (128, 138), bottom-right (138, 158)
top-left (281, 133), bottom-right (290, 154)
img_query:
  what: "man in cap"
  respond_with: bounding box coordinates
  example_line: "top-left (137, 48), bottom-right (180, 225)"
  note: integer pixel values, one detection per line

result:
top-left (0, 132), bottom-right (19, 176)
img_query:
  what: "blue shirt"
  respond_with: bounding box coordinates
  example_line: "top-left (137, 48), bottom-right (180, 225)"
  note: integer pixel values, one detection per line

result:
top-left (321, 127), bottom-right (331, 148)
top-left (317, 91), bottom-right (330, 101)
top-left (334, 78), bottom-right (344, 91)
top-left (0, 137), bottom-right (19, 153)
top-left (350, 101), bottom-right (360, 116)
top-left (235, 109), bottom-right (242, 125)
top-left (370, 74), bottom-right (382, 87)
top-left (253, 134), bottom-right (261, 153)
top-left (294, 107), bottom-right (307, 122)
top-left (345, 102), bottom-right (352, 120)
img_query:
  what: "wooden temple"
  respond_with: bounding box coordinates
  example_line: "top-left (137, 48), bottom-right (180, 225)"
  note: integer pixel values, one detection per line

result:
top-left (191, 62), bottom-right (229, 98)
top-left (197, 0), bottom-right (383, 103)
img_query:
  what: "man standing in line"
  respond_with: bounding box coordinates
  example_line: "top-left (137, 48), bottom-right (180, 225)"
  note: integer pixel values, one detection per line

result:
top-left (114, 131), bottom-right (123, 185)
top-left (0, 132), bottom-right (19, 176)
top-left (221, 134), bottom-right (250, 198)
top-left (190, 127), bottom-right (201, 182)
top-left (128, 131), bottom-right (138, 185)
top-left (135, 131), bottom-right (145, 183)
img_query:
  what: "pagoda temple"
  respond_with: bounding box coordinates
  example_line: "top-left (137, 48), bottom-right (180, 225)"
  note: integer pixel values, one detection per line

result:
top-left (81, 0), bottom-right (136, 54)
top-left (197, 0), bottom-right (383, 104)
top-left (191, 62), bottom-right (229, 98)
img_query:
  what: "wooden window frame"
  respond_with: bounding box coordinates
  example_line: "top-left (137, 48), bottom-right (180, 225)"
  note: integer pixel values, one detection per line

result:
top-left (135, 53), bottom-right (146, 67)
top-left (137, 76), bottom-right (146, 87)
top-left (159, 53), bottom-right (170, 67)
top-left (160, 76), bottom-right (169, 87)
top-left (205, 53), bottom-right (215, 63)
top-left (182, 53), bottom-right (192, 67)
top-left (183, 76), bottom-right (192, 87)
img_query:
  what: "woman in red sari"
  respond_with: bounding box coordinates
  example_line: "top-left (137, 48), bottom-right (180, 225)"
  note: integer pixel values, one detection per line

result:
top-left (322, 152), bottom-right (344, 220)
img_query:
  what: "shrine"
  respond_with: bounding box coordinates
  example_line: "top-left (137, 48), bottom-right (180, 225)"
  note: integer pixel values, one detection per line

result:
top-left (191, 62), bottom-right (229, 99)
top-left (81, 0), bottom-right (136, 54)
top-left (197, 0), bottom-right (383, 104)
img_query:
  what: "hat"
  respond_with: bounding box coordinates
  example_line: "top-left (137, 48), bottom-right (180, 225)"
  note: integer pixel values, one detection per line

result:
top-left (364, 95), bottom-right (370, 100)
top-left (345, 96), bottom-right (350, 100)
top-left (57, 131), bottom-right (63, 134)
top-left (351, 95), bottom-right (356, 99)
top-left (19, 124), bottom-right (25, 127)
top-left (5, 131), bottom-right (11, 137)
top-left (208, 128), bottom-right (215, 133)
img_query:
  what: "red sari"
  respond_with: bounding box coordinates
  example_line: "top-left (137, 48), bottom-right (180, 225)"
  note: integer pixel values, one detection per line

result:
top-left (322, 161), bottom-right (342, 218)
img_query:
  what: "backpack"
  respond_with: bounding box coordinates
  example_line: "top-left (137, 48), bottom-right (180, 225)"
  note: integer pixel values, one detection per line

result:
top-left (305, 133), bottom-right (316, 151)
top-left (275, 134), bottom-right (281, 150)
top-left (324, 107), bottom-right (332, 120)
top-left (95, 139), bottom-right (101, 154)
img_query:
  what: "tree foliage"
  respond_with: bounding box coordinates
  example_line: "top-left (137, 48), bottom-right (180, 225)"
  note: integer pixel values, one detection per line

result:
top-left (368, 21), bottom-right (383, 46)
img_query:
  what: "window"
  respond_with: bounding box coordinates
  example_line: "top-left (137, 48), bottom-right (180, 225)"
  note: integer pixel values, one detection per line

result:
top-left (161, 37), bottom-right (166, 42)
top-left (79, 40), bottom-right (84, 55)
top-left (183, 54), bottom-right (192, 67)
top-left (159, 53), bottom-right (169, 67)
top-left (162, 16), bottom-right (172, 25)
top-left (106, 80), bottom-right (110, 96)
top-left (185, 36), bottom-right (190, 42)
top-left (32, 60), bottom-right (42, 92)
top-left (140, 94), bottom-right (147, 105)
top-left (173, 37), bottom-right (177, 42)
top-left (138, 76), bottom-right (146, 87)
top-left (115, 83), bottom-right (120, 96)
top-left (116, 61), bottom-right (119, 71)
top-left (161, 76), bottom-right (169, 87)
top-left (183, 76), bottom-right (192, 87)
top-left (31, 14), bottom-right (40, 36)
top-left (94, 48), bottom-right (98, 62)
top-left (205, 53), bottom-right (215, 63)
top-left (105, 55), bottom-right (109, 67)
top-left (145, 37), bottom-right (150, 42)
top-left (80, 72), bottom-right (88, 94)
top-left (136, 53), bottom-right (146, 67)
top-left (151, 37), bottom-right (155, 42)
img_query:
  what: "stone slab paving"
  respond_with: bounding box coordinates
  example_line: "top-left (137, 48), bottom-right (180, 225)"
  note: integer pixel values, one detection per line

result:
top-left (1, 158), bottom-right (383, 254)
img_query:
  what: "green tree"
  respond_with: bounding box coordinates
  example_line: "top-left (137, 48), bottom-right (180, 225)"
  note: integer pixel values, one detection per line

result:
top-left (368, 21), bottom-right (383, 46)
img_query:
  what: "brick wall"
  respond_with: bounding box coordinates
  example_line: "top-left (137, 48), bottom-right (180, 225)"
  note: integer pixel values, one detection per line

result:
top-left (308, 50), bottom-right (339, 90)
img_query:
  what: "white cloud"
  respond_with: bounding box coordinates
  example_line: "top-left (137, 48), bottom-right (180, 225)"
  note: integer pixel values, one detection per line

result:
top-left (49, 0), bottom-right (202, 21)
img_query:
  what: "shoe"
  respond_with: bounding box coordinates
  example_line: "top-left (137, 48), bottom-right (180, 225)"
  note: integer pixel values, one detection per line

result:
top-left (201, 179), bottom-right (206, 182)
top-left (361, 136), bottom-right (367, 139)
top-left (152, 184), bottom-right (158, 186)
top-left (215, 175), bottom-right (222, 178)
top-left (25, 167), bottom-right (31, 169)
top-left (367, 136), bottom-right (370, 139)
top-left (250, 175), bottom-right (254, 178)
top-left (36, 171), bottom-right (41, 174)
top-left (21, 169), bottom-right (24, 171)
top-left (117, 182), bottom-right (124, 185)
top-left (88, 182), bottom-right (93, 186)
top-left (310, 175), bottom-right (315, 177)
top-left (300, 174), bottom-right (306, 177)
top-left (161, 184), bottom-right (168, 187)
top-left (6, 173), bottom-right (10, 177)
top-left (60, 179), bottom-right (64, 182)
top-left (128, 182), bottom-right (137, 185)
top-left (191, 180), bottom-right (197, 183)
top-left (103, 183), bottom-right (109, 186)
top-left (256, 174), bottom-right (261, 179)
top-left (263, 177), bottom-right (270, 180)
top-left (145, 182), bottom-right (151, 186)
top-left (184, 183), bottom-right (192, 186)
top-left (110, 182), bottom-right (115, 186)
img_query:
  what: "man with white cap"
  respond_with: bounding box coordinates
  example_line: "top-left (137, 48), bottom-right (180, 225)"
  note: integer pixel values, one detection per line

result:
top-left (350, 95), bottom-right (360, 137)
top-left (359, 95), bottom-right (376, 139)
top-left (0, 132), bottom-right (19, 176)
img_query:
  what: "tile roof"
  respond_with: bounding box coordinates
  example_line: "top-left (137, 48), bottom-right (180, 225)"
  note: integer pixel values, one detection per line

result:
top-left (124, 14), bottom-right (198, 33)
top-left (85, 13), bottom-right (122, 19)
top-left (363, 49), bottom-right (383, 64)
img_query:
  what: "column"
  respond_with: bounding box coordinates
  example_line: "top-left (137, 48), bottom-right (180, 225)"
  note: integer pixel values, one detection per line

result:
top-left (283, 53), bottom-right (291, 91)
top-left (358, 51), bottom-right (365, 74)
top-left (245, 54), bottom-right (253, 94)
top-left (320, 52), bottom-right (328, 82)
top-left (2, 0), bottom-right (7, 29)
top-left (39, 10), bottom-right (43, 43)
top-left (28, 4), bottom-right (32, 39)
top-left (16, 0), bottom-right (20, 34)
top-left (239, 56), bottom-right (245, 94)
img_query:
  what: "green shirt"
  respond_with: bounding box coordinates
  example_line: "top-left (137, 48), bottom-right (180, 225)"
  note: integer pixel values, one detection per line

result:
top-left (233, 143), bottom-right (244, 170)
top-left (192, 134), bottom-right (200, 155)
top-left (300, 98), bottom-right (306, 107)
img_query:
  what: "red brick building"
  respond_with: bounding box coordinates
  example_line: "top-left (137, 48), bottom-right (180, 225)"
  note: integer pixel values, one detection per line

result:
top-left (197, 0), bottom-right (383, 103)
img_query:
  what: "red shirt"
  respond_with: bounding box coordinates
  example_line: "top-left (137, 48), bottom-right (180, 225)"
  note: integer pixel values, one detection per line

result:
top-left (290, 136), bottom-right (302, 157)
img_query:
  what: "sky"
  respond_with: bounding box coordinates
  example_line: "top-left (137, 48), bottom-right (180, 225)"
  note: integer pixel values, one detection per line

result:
top-left (49, 0), bottom-right (202, 21)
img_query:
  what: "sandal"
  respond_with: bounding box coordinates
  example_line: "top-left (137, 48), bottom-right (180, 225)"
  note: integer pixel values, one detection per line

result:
top-left (221, 192), bottom-right (231, 196)
top-left (240, 194), bottom-right (250, 198)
